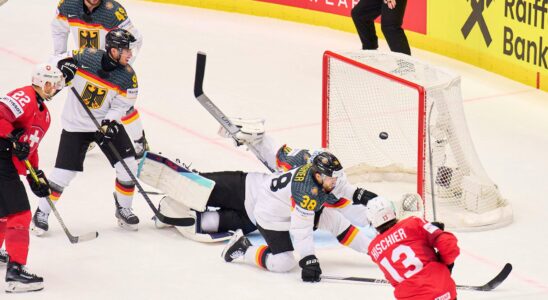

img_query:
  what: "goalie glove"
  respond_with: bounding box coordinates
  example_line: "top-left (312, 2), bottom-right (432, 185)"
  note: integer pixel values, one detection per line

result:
top-left (218, 117), bottom-right (265, 146)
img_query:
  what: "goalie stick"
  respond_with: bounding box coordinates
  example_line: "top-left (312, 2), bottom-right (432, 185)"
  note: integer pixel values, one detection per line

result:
top-left (193, 52), bottom-right (275, 173)
top-left (70, 87), bottom-right (195, 227)
top-left (24, 160), bottom-right (98, 244)
top-left (322, 263), bottom-right (512, 292)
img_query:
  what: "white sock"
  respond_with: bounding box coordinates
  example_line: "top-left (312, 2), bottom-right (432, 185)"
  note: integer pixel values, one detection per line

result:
top-left (200, 211), bottom-right (220, 232)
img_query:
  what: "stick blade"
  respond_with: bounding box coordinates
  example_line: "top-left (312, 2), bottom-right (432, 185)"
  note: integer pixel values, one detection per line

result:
top-left (158, 215), bottom-right (195, 227)
top-left (482, 263), bottom-right (512, 291)
top-left (69, 232), bottom-right (99, 244)
top-left (194, 52), bottom-right (207, 97)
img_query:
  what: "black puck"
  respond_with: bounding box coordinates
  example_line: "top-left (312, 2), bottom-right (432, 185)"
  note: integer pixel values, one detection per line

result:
top-left (379, 132), bottom-right (388, 140)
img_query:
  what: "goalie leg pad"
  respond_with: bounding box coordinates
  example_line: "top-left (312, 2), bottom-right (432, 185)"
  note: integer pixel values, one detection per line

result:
top-left (137, 152), bottom-right (215, 212)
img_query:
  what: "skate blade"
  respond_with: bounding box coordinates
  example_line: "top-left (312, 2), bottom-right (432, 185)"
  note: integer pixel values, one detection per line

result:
top-left (30, 223), bottom-right (46, 237)
top-left (5, 281), bottom-right (44, 293)
top-left (117, 219), bottom-right (138, 231)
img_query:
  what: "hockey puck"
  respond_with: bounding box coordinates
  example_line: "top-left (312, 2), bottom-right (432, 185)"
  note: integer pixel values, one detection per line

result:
top-left (379, 132), bottom-right (389, 140)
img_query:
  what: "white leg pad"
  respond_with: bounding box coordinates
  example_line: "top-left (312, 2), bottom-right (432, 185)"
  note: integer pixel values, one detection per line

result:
top-left (137, 152), bottom-right (215, 211)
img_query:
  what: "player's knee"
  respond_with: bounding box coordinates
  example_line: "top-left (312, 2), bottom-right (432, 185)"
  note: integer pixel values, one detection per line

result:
top-left (48, 168), bottom-right (77, 188)
top-left (7, 210), bottom-right (31, 229)
top-left (266, 251), bottom-right (297, 273)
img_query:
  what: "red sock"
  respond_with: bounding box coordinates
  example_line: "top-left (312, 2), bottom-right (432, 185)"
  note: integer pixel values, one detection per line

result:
top-left (5, 210), bottom-right (31, 265)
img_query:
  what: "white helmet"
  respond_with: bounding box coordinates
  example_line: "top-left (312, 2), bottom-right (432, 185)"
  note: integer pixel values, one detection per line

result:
top-left (366, 197), bottom-right (397, 228)
top-left (32, 63), bottom-right (64, 93)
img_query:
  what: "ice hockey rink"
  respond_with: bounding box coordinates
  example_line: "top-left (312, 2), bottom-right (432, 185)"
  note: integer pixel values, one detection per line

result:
top-left (1, 0), bottom-right (548, 299)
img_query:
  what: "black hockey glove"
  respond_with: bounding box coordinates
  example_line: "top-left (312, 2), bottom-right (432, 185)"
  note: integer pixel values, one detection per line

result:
top-left (9, 128), bottom-right (30, 160)
top-left (26, 169), bottom-right (51, 198)
top-left (299, 255), bottom-right (322, 282)
top-left (57, 57), bottom-right (78, 84)
top-left (95, 119), bottom-right (120, 146)
top-left (431, 221), bottom-right (445, 231)
top-left (352, 188), bottom-right (378, 206)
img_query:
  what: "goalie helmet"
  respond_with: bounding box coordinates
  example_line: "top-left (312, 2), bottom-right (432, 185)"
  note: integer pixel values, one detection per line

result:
top-left (366, 197), bottom-right (397, 228)
top-left (311, 151), bottom-right (343, 178)
top-left (105, 28), bottom-right (136, 52)
top-left (32, 63), bottom-right (64, 91)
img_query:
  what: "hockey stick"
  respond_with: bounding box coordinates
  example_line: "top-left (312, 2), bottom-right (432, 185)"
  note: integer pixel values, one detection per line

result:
top-left (70, 87), bottom-right (195, 227)
top-left (193, 52), bottom-right (275, 173)
top-left (24, 160), bottom-right (98, 244)
top-left (0, 0), bottom-right (8, 7)
top-left (323, 263), bottom-right (512, 292)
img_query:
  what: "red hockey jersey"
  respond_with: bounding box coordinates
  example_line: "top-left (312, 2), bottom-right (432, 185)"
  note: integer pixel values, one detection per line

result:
top-left (368, 216), bottom-right (460, 300)
top-left (0, 85), bottom-right (51, 175)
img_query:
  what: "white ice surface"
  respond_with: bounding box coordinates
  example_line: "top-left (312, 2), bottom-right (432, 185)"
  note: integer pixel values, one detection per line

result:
top-left (0, 0), bottom-right (547, 299)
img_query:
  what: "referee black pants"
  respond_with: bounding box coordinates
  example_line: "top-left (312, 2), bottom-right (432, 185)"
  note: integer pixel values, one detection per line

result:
top-left (351, 0), bottom-right (411, 55)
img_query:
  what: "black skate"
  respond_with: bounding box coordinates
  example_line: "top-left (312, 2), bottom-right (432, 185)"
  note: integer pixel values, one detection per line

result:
top-left (31, 207), bottom-right (49, 236)
top-left (221, 229), bottom-right (251, 262)
top-left (114, 193), bottom-right (139, 231)
top-left (5, 262), bottom-right (44, 293)
top-left (0, 249), bottom-right (8, 264)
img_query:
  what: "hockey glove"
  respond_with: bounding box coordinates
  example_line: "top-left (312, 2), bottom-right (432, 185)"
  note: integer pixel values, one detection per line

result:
top-left (352, 188), bottom-right (378, 206)
top-left (57, 57), bottom-right (78, 84)
top-left (26, 169), bottom-right (51, 198)
top-left (95, 119), bottom-right (120, 146)
top-left (299, 255), bottom-right (322, 282)
top-left (9, 128), bottom-right (30, 160)
top-left (431, 221), bottom-right (445, 231)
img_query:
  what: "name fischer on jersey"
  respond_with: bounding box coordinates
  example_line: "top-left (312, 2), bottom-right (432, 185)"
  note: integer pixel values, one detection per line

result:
top-left (370, 228), bottom-right (407, 260)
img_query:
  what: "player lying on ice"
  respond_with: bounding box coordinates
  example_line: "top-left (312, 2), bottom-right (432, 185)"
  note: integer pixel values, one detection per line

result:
top-left (138, 118), bottom-right (419, 282)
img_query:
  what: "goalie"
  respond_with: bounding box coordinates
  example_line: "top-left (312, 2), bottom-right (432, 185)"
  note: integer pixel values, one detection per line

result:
top-left (139, 118), bottom-right (412, 282)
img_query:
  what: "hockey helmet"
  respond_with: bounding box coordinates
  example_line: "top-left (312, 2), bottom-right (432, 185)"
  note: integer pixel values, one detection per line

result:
top-left (366, 197), bottom-right (397, 228)
top-left (32, 63), bottom-right (64, 91)
top-left (105, 28), bottom-right (136, 52)
top-left (311, 151), bottom-right (343, 178)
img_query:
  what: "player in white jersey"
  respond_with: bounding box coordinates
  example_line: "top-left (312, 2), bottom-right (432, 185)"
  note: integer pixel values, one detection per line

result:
top-left (51, 0), bottom-right (148, 157)
top-left (32, 29), bottom-right (141, 235)
top-left (152, 121), bottom-right (379, 282)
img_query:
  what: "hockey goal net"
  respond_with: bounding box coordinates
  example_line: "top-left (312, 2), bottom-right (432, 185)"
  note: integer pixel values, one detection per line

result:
top-left (322, 50), bottom-right (512, 231)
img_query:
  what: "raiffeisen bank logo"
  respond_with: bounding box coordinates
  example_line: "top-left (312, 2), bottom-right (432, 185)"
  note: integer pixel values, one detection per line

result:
top-left (461, 0), bottom-right (494, 47)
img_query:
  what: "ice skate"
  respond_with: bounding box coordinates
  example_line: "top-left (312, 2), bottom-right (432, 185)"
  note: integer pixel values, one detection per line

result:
top-left (114, 193), bottom-right (139, 231)
top-left (221, 229), bottom-right (251, 262)
top-left (31, 207), bottom-right (49, 236)
top-left (5, 262), bottom-right (44, 293)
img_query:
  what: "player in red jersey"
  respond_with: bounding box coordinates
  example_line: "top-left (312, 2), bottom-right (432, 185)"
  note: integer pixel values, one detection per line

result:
top-left (0, 63), bottom-right (64, 293)
top-left (366, 197), bottom-right (460, 300)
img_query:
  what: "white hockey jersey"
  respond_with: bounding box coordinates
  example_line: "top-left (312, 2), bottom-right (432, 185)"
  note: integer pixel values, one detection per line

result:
top-left (51, 0), bottom-right (143, 59)
top-left (59, 48), bottom-right (138, 132)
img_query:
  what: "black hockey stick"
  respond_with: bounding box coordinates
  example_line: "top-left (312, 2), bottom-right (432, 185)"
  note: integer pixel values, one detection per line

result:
top-left (70, 87), bottom-right (195, 227)
top-left (24, 160), bottom-right (98, 244)
top-left (193, 52), bottom-right (275, 173)
top-left (323, 263), bottom-right (512, 292)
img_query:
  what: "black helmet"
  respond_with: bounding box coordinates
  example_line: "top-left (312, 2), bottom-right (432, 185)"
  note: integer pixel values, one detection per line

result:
top-left (105, 28), bottom-right (136, 52)
top-left (311, 151), bottom-right (343, 177)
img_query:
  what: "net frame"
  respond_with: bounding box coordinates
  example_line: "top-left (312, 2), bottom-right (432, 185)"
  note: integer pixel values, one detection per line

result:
top-left (322, 50), bottom-right (512, 231)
